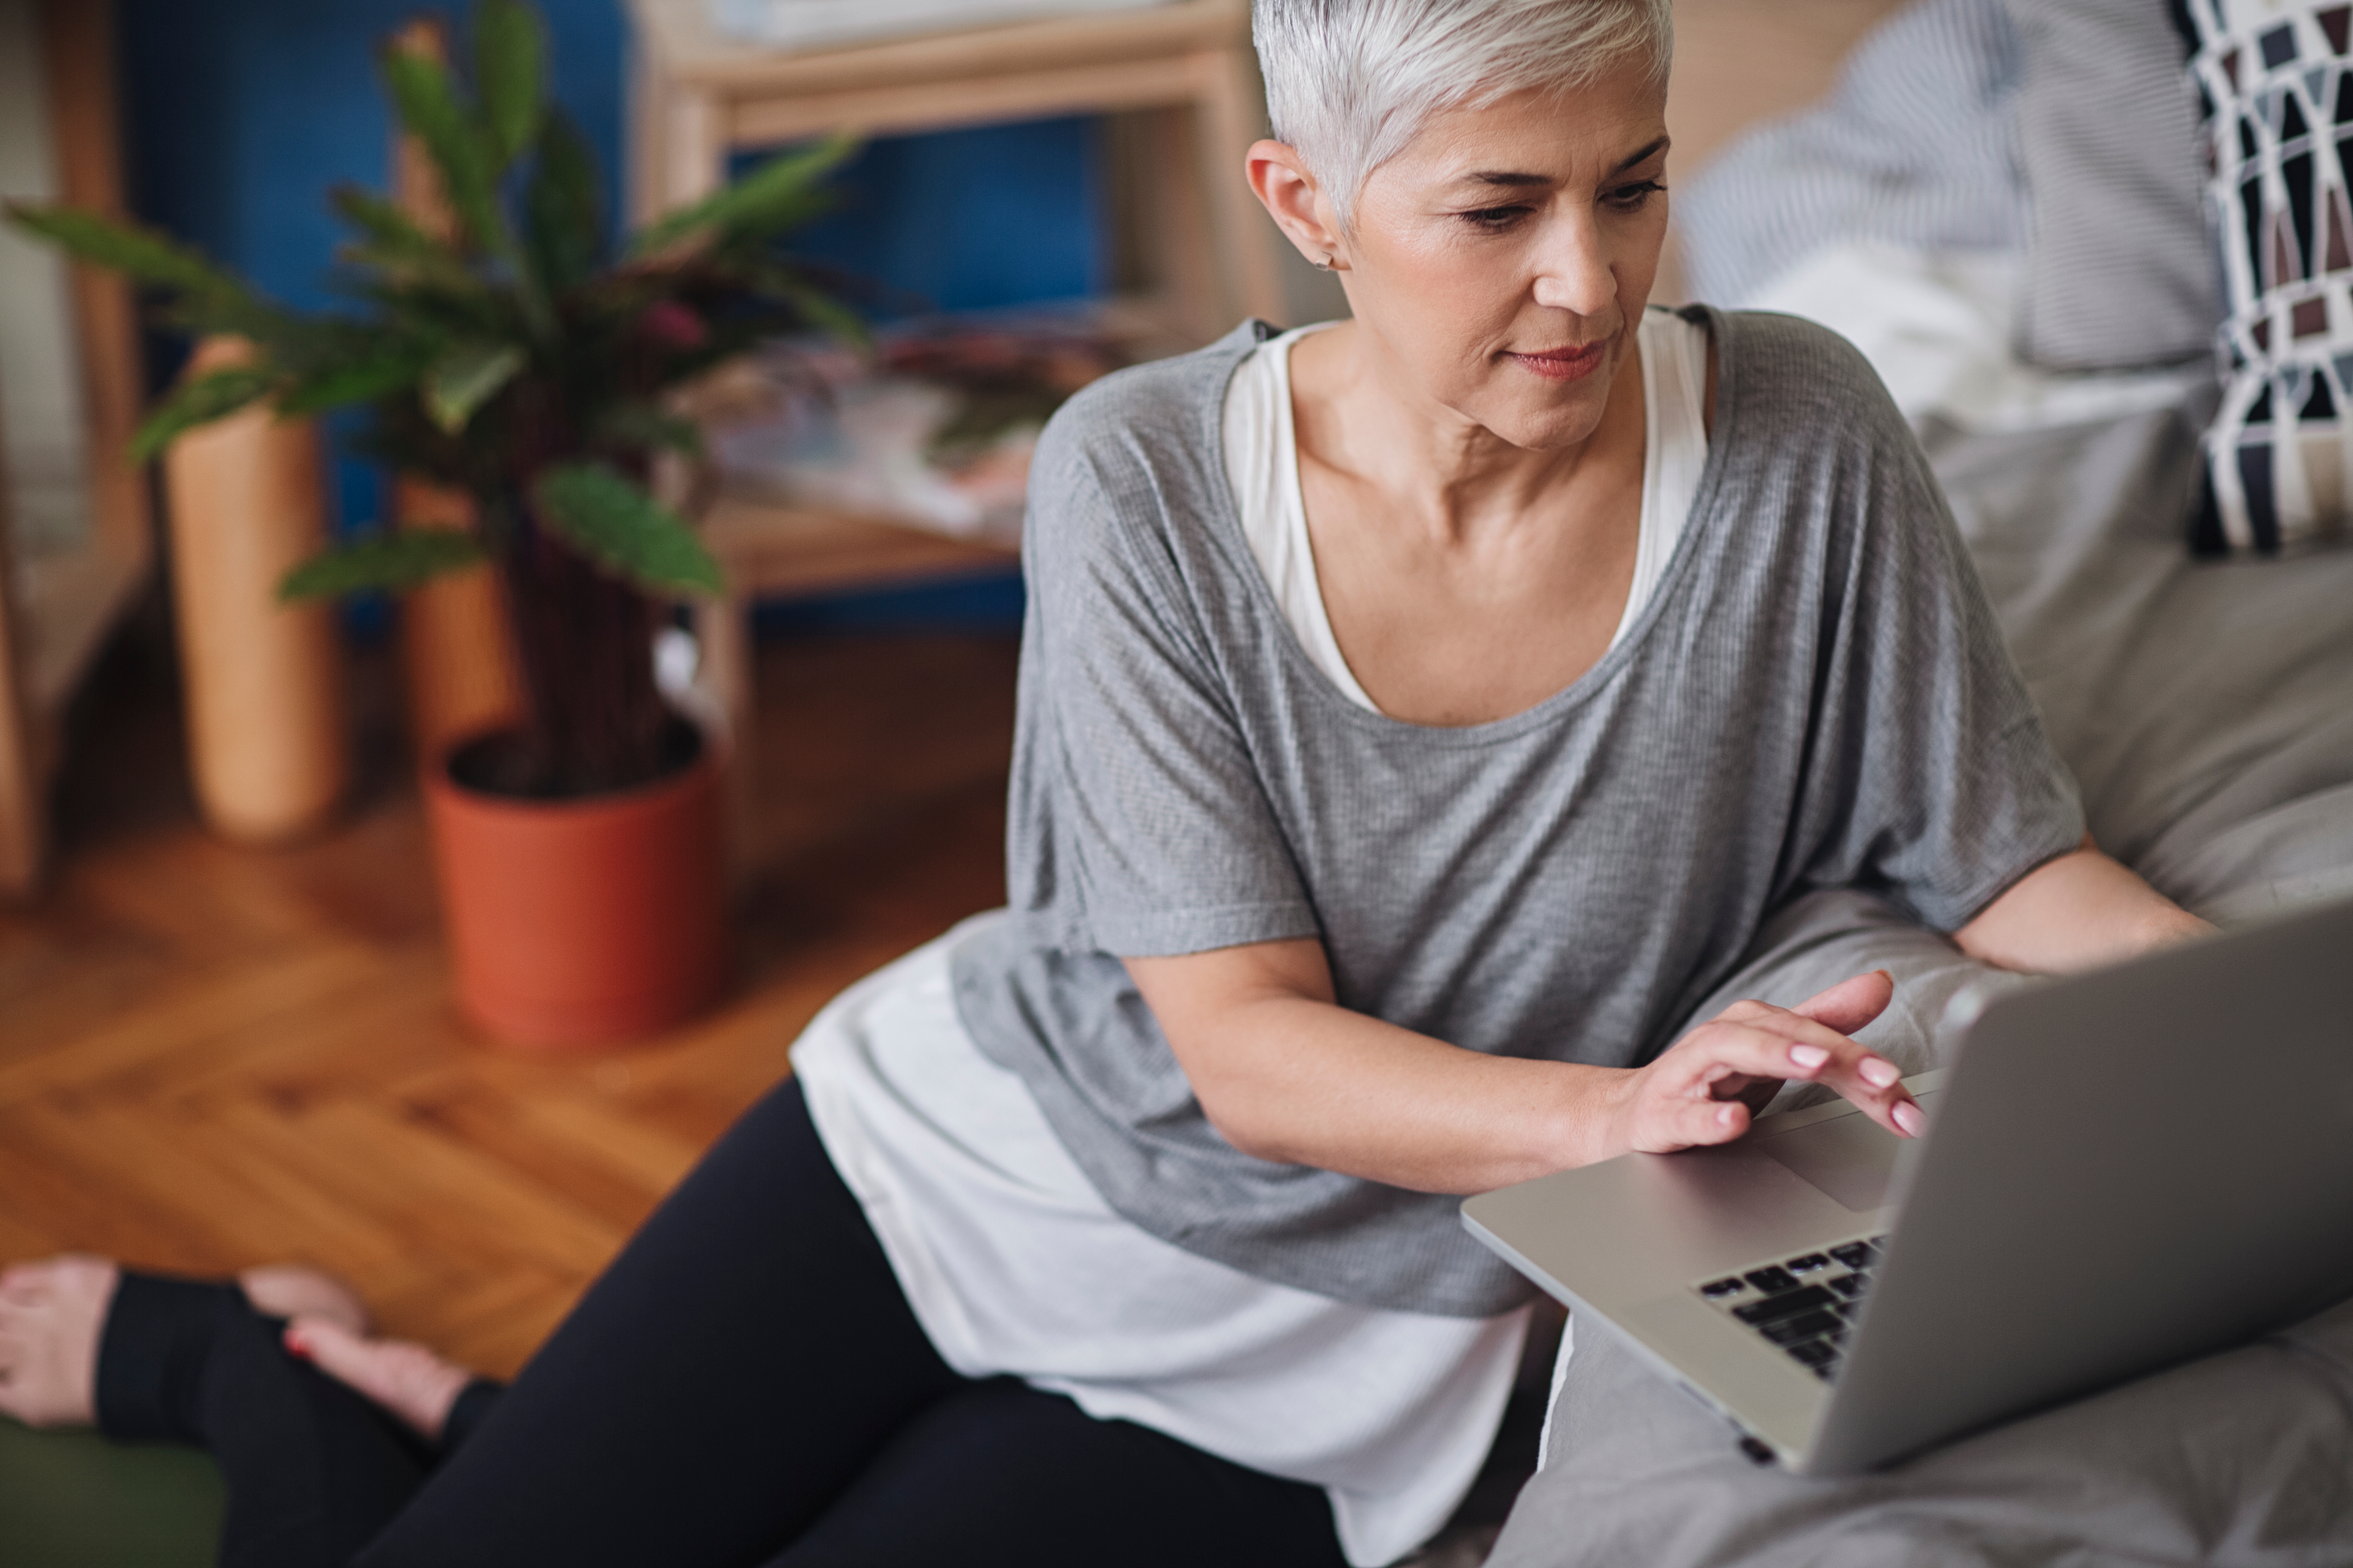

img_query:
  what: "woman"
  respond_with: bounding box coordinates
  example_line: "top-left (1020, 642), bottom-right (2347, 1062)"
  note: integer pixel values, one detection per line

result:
top-left (0, 2), bottom-right (2208, 1563)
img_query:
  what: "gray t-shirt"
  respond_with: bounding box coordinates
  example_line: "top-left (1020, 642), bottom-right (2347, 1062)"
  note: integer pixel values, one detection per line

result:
top-left (951, 308), bottom-right (2084, 1319)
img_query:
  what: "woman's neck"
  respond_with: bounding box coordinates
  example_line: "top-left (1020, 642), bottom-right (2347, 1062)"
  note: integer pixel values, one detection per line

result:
top-left (1287, 315), bottom-right (1645, 550)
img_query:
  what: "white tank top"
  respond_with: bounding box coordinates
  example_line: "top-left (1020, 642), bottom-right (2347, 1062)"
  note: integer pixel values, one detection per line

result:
top-left (1220, 308), bottom-right (1712, 712)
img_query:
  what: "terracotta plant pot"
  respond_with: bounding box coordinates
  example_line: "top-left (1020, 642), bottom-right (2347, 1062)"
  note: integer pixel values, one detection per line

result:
top-left (422, 732), bottom-right (726, 1050)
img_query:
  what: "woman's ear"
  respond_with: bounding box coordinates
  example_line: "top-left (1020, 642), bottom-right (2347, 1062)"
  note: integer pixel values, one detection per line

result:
top-left (1247, 140), bottom-right (1346, 272)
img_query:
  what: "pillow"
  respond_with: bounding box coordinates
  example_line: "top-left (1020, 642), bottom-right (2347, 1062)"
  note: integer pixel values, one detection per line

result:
top-left (1676, 0), bottom-right (2028, 310)
top-left (2000, 0), bottom-right (2219, 371)
top-left (2184, 0), bottom-right (2353, 553)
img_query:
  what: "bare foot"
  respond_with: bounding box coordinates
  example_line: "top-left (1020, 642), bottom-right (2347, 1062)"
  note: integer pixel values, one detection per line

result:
top-left (283, 1315), bottom-right (471, 1443)
top-left (237, 1265), bottom-right (369, 1337)
top-left (0, 1255), bottom-right (464, 1444)
top-left (0, 1255), bottom-right (118, 1428)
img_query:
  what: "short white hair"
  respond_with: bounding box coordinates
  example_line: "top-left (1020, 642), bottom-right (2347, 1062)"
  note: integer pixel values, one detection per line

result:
top-left (1253, 0), bottom-right (1673, 232)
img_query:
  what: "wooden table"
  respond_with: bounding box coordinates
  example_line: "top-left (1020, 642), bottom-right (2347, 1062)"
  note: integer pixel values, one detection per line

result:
top-left (690, 492), bottom-right (1018, 866)
top-left (625, 0), bottom-right (1284, 339)
top-left (627, 0), bottom-right (1281, 867)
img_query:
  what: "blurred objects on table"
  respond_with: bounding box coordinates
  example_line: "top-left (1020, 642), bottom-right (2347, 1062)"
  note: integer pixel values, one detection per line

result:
top-left (703, 308), bottom-right (1132, 548)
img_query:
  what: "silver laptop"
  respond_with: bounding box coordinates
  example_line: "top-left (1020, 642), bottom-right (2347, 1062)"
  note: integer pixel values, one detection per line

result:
top-left (1461, 895), bottom-right (2353, 1475)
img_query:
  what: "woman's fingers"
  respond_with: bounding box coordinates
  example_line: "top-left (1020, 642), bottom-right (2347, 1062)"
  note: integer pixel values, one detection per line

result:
top-left (1630, 1090), bottom-right (1752, 1154)
top-left (1791, 969), bottom-right (1895, 1037)
top-left (1750, 1008), bottom-right (1918, 1138)
top-left (1780, 973), bottom-right (1919, 1133)
top-left (1814, 1060), bottom-right (1919, 1138)
top-left (1664, 1003), bottom-right (1921, 1139)
top-left (1750, 997), bottom-right (1918, 1136)
top-left (1664, 1018), bottom-right (1846, 1088)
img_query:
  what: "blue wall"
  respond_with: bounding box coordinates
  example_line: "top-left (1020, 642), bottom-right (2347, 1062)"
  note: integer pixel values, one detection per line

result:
top-left (117, 0), bottom-right (1099, 583)
top-left (776, 118), bottom-right (1104, 318)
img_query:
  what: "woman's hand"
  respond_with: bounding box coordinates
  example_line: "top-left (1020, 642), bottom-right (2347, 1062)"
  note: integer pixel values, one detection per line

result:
top-left (1610, 970), bottom-right (1923, 1154)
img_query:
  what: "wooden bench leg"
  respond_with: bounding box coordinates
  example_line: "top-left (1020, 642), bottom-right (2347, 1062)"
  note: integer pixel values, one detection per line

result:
top-left (692, 590), bottom-right (758, 887)
top-left (0, 574), bottom-right (45, 899)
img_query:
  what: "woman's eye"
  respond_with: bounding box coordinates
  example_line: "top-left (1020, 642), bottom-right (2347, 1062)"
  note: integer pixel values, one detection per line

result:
top-left (1459, 204), bottom-right (1531, 229)
top-left (1606, 180), bottom-right (1666, 212)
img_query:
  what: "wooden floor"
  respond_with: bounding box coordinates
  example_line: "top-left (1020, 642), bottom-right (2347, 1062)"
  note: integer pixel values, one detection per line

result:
top-left (0, 603), bottom-right (1018, 1379)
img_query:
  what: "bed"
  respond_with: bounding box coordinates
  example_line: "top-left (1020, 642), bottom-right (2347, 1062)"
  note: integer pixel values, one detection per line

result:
top-left (1483, 395), bottom-right (2353, 1568)
top-left (1477, 2), bottom-right (2353, 1563)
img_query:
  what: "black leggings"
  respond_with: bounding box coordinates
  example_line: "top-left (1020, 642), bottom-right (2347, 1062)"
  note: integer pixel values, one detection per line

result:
top-left (97, 1077), bottom-right (1350, 1568)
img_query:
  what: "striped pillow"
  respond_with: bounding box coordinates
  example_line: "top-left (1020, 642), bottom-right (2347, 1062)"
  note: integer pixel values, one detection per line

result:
top-left (2185, 0), bottom-right (2353, 552)
top-left (2003, 0), bottom-right (2217, 372)
top-left (1676, 0), bottom-right (2027, 311)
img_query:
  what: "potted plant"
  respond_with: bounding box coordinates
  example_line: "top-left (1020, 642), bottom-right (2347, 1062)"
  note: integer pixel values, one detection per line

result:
top-left (9, 0), bottom-right (860, 1048)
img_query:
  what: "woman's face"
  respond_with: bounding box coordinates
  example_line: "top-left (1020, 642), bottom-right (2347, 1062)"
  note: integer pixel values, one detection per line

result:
top-left (1332, 68), bottom-right (1671, 451)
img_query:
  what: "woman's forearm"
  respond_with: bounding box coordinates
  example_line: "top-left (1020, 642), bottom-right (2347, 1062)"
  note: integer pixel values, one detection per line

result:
top-left (1143, 973), bottom-right (1623, 1194)
top-left (1126, 940), bottom-right (1914, 1195)
top-left (1954, 838), bottom-right (2212, 973)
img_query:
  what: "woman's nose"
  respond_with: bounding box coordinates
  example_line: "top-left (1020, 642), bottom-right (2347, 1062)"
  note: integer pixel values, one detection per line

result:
top-left (1528, 216), bottom-right (1616, 316)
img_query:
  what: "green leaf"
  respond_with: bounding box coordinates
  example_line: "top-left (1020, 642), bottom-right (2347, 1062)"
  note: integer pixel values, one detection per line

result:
top-left (771, 272), bottom-right (871, 350)
top-left (380, 50), bottom-right (509, 261)
top-left (524, 109), bottom-right (603, 291)
top-left (275, 340), bottom-right (440, 417)
top-left (326, 184), bottom-right (478, 289)
top-left (594, 401), bottom-right (703, 457)
top-left (532, 462), bottom-right (724, 596)
top-left (6, 203), bottom-right (294, 340)
top-left (335, 241), bottom-right (467, 291)
top-left (336, 273), bottom-right (515, 342)
top-left (423, 340), bottom-right (524, 432)
top-left (278, 528), bottom-right (487, 600)
top-left (327, 183), bottom-right (442, 252)
top-left (472, 0), bottom-right (545, 169)
top-left (628, 132), bottom-right (857, 258)
top-left (702, 190), bottom-right (835, 261)
top-left (8, 203), bottom-right (228, 290)
top-left (717, 260), bottom-right (870, 351)
top-left (128, 364), bottom-right (281, 463)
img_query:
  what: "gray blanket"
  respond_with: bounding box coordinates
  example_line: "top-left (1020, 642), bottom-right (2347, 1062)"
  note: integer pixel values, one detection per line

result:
top-left (1486, 392), bottom-right (2353, 1568)
top-left (1497, 1296), bottom-right (2353, 1568)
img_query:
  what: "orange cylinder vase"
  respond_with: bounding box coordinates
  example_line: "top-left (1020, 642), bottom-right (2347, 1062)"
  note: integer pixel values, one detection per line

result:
top-left (422, 737), bottom-right (726, 1050)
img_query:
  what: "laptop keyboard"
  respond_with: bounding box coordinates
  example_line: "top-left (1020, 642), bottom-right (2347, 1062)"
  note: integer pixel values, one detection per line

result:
top-left (1693, 1237), bottom-right (1882, 1382)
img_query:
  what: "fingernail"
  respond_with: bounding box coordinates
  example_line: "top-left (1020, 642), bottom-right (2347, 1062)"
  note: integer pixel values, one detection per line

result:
top-left (1789, 1044), bottom-right (1829, 1069)
top-left (1860, 1058), bottom-right (1899, 1088)
top-left (1717, 1105), bottom-right (1738, 1127)
top-left (1893, 1101), bottom-right (1924, 1136)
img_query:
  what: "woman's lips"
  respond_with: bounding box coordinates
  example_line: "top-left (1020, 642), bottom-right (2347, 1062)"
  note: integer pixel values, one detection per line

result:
top-left (1506, 340), bottom-right (1608, 383)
